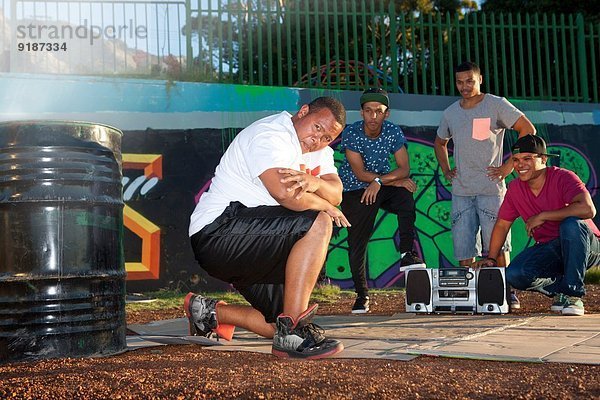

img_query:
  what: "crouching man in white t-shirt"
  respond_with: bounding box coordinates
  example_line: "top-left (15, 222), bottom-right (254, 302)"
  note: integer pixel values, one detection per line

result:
top-left (185, 97), bottom-right (350, 359)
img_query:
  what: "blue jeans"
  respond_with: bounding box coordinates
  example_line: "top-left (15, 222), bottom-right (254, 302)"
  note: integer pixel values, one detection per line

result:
top-left (506, 217), bottom-right (600, 297)
top-left (451, 194), bottom-right (511, 260)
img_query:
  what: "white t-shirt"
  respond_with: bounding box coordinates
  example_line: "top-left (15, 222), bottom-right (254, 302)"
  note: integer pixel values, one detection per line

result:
top-left (189, 111), bottom-right (336, 236)
top-left (301, 145), bottom-right (337, 177)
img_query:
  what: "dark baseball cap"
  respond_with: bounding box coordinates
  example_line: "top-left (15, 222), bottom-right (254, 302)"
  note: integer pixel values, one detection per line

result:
top-left (360, 88), bottom-right (389, 108)
top-left (511, 135), bottom-right (558, 157)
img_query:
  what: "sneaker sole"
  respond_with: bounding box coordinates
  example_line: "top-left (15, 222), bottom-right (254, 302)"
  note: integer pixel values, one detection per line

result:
top-left (562, 307), bottom-right (585, 316)
top-left (510, 304), bottom-right (520, 310)
top-left (351, 309), bottom-right (369, 314)
top-left (272, 342), bottom-right (344, 360)
top-left (550, 305), bottom-right (564, 312)
top-left (183, 292), bottom-right (198, 335)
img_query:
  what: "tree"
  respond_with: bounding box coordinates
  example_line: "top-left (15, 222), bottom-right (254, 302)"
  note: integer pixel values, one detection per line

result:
top-left (433, 0), bottom-right (478, 15)
top-left (481, 0), bottom-right (600, 23)
top-left (182, 0), bottom-right (482, 89)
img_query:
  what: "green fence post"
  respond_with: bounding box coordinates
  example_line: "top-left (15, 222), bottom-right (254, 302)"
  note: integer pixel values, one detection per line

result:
top-left (185, 0), bottom-right (193, 71)
top-left (286, 1), bottom-right (293, 86)
top-left (351, 1), bottom-right (360, 90)
top-left (551, 14), bottom-right (561, 100)
top-left (217, 0), bottom-right (223, 81)
top-left (589, 23), bottom-right (599, 103)
top-left (256, 2), bottom-right (263, 85)
top-left (437, 13), bottom-right (445, 96)
top-left (342, 0), bottom-right (349, 90)
top-left (266, 0), bottom-right (274, 86)
top-left (304, 0), bottom-right (312, 88)
top-left (401, 12), bottom-right (408, 93)
top-left (428, 13), bottom-right (436, 95)
top-left (276, 0), bottom-right (283, 86)
top-left (389, 3), bottom-right (399, 93)
top-left (446, 11), bottom-right (454, 93)
top-left (576, 14), bottom-right (590, 102)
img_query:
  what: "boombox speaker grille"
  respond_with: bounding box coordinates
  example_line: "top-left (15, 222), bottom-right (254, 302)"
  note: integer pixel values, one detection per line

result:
top-left (406, 269), bottom-right (431, 305)
top-left (477, 268), bottom-right (505, 306)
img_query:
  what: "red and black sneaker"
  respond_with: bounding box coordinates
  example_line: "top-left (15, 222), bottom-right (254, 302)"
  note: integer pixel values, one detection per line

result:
top-left (272, 304), bottom-right (344, 359)
top-left (183, 292), bottom-right (219, 337)
top-left (183, 292), bottom-right (235, 341)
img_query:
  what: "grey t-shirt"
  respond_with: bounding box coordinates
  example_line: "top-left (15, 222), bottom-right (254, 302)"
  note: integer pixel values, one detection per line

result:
top-left (437, 94), bottom-right (524, 196)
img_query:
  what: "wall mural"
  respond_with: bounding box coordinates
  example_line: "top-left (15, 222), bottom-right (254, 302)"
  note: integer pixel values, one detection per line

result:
top-left (325, 134), bottom-right (598, 289)
top-left (122, 153), bottom-right (163, 281)
top-left (149, 126), bottom-right (598, 293)
top-left (1, 76), bottom-right (598, 293)
top-left (121, 128), bottom-right (232, 293)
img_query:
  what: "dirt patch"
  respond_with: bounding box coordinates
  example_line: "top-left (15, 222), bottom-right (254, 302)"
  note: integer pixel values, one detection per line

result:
top-left (1, 286), bottom-right (599, 399)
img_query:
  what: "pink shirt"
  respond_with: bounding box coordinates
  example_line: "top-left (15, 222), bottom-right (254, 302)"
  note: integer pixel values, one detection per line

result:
top-left (498, 167), bottom-right (600, 243)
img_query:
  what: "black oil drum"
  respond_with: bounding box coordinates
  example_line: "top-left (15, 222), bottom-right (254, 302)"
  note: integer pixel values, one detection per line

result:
top-left (0, 121), bottom-right (126, 362)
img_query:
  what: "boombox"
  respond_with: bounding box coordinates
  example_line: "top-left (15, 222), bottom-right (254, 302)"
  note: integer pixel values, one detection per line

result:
top-left (405, 267), bottom-right (509, 314)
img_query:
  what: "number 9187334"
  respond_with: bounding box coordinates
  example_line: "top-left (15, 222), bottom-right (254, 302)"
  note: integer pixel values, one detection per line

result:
top-left (17, 42), bottom-right (67, 52)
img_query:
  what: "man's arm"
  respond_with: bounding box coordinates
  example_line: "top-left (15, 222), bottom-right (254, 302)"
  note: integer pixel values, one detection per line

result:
top-left (345, 148), bottom-right (378, 183)
top-left (475, 218), bottom-right (513, 267)
top-left (491, 115), bottom-right (538, 181)
top-left (434, 136), bottom-right (456, 182)
top-left (346, 145), bottom-right (410, 184)
top-left (384, 146), bottom-right (417, 192)
top-left (344, 148), bottom-right (381, 205)
top-left (314, 173), bottom-right (343, 206)
top-left (260, 168), bottom-right (350, 226)
top-left (382, 146), bottom-right (410, 182)
top-left (346, 145), bottom-right (416, 204)
top-left (278, 168), bottom-right (343, 206)
top-left (512, 115), bottom-right (537, 138)
top-left (525, 192), bottom-right (596, 237)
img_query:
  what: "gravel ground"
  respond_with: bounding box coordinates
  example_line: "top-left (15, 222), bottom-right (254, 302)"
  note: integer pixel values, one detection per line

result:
top-left (1, 286), bottom-right (599, 399)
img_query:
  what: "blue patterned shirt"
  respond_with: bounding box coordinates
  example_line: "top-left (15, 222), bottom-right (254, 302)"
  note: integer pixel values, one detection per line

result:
top-left (338, 120), bottom-right (407, 191)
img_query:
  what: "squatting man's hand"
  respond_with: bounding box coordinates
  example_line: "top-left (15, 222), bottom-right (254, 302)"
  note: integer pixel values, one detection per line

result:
top-left (325, 206), bottom-right (351, 228)
top-left (278, 168), bottom-right (320, 199)
top-left (525, 213), bottom-right (546, 237)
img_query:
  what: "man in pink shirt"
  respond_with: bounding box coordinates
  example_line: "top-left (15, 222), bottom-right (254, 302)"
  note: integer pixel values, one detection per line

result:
top-left (477, 135), bottom-right (600, 315)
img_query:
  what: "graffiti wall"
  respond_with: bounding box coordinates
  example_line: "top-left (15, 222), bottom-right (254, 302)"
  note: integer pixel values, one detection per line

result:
top-left (327, 126), bottom-right (599, 290)
top-left (1, 73), bottom-right (599, 292)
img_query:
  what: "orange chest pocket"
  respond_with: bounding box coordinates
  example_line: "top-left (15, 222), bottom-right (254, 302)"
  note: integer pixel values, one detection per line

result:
top-left (472, 117), bottom-right (491, 141)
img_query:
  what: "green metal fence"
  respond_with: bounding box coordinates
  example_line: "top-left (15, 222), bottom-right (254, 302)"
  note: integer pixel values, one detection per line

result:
top-left (186, 0), bottom-right (600, 103)
top-left (2, 0), bottom-right (598, 102)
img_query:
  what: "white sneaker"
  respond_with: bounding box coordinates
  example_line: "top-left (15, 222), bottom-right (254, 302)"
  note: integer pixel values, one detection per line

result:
top-left (526, 277), bottom-right (556, 296)
top-left (561, 296), bottom-right (585, 316)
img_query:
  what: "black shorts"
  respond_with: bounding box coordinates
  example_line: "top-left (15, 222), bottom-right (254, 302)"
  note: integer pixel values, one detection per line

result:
top-left (191, 201), bottom-right (320, 322)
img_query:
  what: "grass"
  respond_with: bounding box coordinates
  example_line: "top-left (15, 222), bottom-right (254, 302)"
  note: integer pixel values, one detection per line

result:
top-left (586, 268), bottom-right (600, 284)
top-left (124, 285), bottom-right (401, 312)
top-left (125, 272), bottom-right (600, 313)
top-left (125, 290), bottom-right (189, 312)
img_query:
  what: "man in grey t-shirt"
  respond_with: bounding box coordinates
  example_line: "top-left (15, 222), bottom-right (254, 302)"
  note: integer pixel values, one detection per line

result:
top-left (434, 61), bottom-right (536, 308)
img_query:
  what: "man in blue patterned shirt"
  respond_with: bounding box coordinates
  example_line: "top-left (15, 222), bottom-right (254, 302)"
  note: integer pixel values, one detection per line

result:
top-left (339, 88), bottom-right (425, 313)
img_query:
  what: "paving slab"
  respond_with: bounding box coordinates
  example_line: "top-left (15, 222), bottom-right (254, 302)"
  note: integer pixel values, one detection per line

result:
top-left (129, 318), bottom-right (189, 336)
top-left (543, 333), bottom-right (600, 364)
top-left (126, 336), bottom-right (167, 350)
top-left (126, 313), bottom-right (600, 364)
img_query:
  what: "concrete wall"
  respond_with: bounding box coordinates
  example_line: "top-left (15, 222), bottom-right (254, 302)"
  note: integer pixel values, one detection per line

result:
top-left (1, 73), bottom-right (599, 292)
